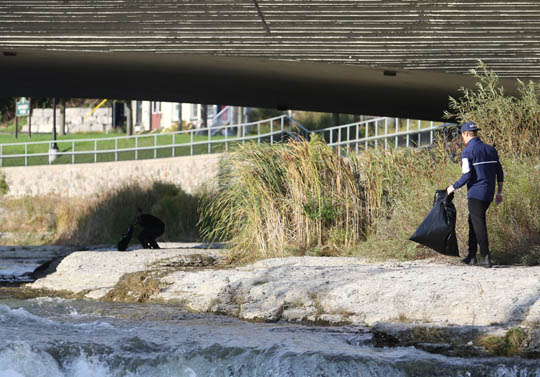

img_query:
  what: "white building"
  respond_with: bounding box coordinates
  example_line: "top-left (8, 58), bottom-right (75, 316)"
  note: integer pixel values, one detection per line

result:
top-left (130, 101), bottom-right (246, 131)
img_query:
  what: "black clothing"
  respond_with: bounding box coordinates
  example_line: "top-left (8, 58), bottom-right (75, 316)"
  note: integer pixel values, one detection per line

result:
top-left (135, 214), bottom-right (164, 249)
top-left (466, 198), bottom-right (491, 258)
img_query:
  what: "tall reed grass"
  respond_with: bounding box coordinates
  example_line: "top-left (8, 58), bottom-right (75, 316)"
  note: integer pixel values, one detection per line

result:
top-left (199, 135), bottom-right (370, 261)
top-left (198, 135), bottom-right (453, 262)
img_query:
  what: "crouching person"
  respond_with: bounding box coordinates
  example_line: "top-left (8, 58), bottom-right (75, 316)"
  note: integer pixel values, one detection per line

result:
top-left (134, 208), bottom-right (165, 249)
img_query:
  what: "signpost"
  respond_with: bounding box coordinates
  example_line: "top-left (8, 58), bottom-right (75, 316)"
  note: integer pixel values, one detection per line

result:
top-left (16, 97), bottom-right (29, 117)
top-left (15, 97), bottom-right (30, 139)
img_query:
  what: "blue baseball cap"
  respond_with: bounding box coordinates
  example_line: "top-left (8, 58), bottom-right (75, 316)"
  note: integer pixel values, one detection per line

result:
top-left (460, 121), bottom-right (481, 133)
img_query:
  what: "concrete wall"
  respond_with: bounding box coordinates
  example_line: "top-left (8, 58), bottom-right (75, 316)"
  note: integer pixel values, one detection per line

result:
top-left (22, 108), bottom-right (113, 134)
top-left (2, 154), bottom-right (221, 198)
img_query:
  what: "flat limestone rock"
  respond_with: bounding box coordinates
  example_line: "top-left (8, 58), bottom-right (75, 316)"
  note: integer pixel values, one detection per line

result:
top-left (29, 244), bottom-right (225, 299)
top-left (29, 246), bottom-right (540, 327)
top-left (159, 257), bottom-right (540, 326)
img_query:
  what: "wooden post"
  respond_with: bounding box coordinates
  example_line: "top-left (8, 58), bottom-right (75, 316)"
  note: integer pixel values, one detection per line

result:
top-left (15, 115), bottom-right (18, 138)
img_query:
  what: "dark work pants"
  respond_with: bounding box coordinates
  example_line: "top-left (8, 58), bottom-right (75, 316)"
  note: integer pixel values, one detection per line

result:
top-left (467, 198), bottom-right (491, 258)
top-left (138, 226), bottom-right (164, 249)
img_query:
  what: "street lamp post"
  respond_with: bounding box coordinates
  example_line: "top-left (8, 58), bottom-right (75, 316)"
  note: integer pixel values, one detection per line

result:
top-left (52, 97), bottom-right (58, 149)
top-left (49, 97), bottom-right (59, 163)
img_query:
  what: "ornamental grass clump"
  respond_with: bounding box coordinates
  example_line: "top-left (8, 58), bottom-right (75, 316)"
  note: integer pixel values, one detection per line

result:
top-left (199, 135), bottom-right (369, 262)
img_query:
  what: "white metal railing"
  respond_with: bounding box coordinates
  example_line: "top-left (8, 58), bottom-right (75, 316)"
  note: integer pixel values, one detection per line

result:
top-left (0, 115), bottom-right (455, 167)
top-left (0, 115), bottom-right (288, 167)
top-left (310, 117), bottom-right (456, 155)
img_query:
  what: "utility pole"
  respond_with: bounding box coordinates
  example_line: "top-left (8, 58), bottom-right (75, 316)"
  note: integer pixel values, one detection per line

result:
top-left (124, 100), bottom-right (133, 136)
top-left (148, 101), bottom-right (153, 131)
top-left (332, 113), bottom-right (339, 128)
top-left (201, 104), bottom-right (208, 129)
top-left (52, 98), bottom-right (58, 149)
top-left (177, 102), bottom-right (182, 131)
top-left (28, 97), bottom-right (32, 138)
top-left (237, 106), bottom-right (243, 137)
top-left (60, 98), bottom-right (66, 135)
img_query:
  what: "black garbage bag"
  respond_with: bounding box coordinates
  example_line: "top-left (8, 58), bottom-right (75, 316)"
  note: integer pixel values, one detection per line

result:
top-left (117, 225), bottom-right (134, 251)
top-left (409, 189), bottom-right (459, 256)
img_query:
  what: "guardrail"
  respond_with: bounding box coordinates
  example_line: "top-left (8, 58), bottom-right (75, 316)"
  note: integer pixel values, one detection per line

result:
top-left (0, 115), bottom-right (455, 167)
top-left (310, 117), bottom-right (457, 155)
top-left (0, 115), bottom-right (289, 167)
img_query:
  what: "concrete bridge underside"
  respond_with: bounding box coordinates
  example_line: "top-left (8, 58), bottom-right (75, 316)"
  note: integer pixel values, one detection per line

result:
top-left (1, 1), bottom-right (539, 121)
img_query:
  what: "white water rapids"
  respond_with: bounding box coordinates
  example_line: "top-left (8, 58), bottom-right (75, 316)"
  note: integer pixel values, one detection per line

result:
top-left (0, 294), bottom-right (539, 377)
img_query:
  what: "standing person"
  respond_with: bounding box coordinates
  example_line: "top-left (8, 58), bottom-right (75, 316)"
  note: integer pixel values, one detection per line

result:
top-left (134, 208), bottom-right (165, 249)
top-left (446, 122), bottom-right (504, 268)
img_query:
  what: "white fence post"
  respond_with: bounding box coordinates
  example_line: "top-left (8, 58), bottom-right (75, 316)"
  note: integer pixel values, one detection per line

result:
top-left (270, 120), bottom-right (273, 145)
top-left (406, 119), bottom-right (410, 148)
top-left (384, 118), bottom-right (388, 150)
top-left (355, 122), bottom-right (359, 153)
top-left (338, 127), bottom-right (342, 156)
top-left (418, 119), bottom-right (421, 146)
top-left (225, 126), bottom-right (228, 151)
top-left (375, 119), bottom-right (379, 148)
top-left (395, 118), bottom-right (399, 149)
top-left (365, 122), bottom-right (369, 149)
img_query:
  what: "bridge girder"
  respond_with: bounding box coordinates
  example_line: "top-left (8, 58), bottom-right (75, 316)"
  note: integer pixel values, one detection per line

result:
top-left (1, 1), bottom-right (538, 120)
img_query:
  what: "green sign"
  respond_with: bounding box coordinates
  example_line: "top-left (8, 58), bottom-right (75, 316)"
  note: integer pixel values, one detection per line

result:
top-left (16, 97), bottom-right (29, 117)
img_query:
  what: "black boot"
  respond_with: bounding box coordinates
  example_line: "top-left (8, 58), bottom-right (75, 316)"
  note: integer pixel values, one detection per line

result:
top-left (461, 254), bottom-right (477, 265)
top-left (480, 254), bottom-right (492, 268)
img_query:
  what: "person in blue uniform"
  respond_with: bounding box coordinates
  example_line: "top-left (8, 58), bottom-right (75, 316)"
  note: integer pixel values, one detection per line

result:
top-left (446, 122), bottom-right (504, 268)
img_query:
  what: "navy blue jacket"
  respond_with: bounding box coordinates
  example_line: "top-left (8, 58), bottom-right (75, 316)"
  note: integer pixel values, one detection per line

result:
top-left (453, 137), bottom-right (504, 202)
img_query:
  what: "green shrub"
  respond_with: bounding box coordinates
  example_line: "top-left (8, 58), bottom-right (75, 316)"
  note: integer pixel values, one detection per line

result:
top-left (477, 327), bottom-right (527, 357)
top-left (0, 170), bottom-right (8, 195)
top-left (445, 60), bottom-right (540, 157)
top-left (293, 111), bottom-right (358, 131)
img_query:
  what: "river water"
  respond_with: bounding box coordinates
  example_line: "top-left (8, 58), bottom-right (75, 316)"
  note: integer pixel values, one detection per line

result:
top-left (1, 292), bottom-right (539, 377)
top-left (0, 251), bottom-right (539, 377)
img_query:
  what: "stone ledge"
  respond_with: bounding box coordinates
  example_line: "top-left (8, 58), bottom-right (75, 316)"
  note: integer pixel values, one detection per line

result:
top-left (27, 245), bottom-right (540, 328)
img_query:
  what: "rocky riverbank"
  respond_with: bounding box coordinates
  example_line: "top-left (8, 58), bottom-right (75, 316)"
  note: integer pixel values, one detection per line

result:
top-left (25, 242), bottom-right (540, 357)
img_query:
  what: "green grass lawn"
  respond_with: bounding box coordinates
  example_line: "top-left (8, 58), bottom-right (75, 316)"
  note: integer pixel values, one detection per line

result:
top-left (0, 123), bottom-right (277, 167)
top-left (0, 118), bottom-right (448, 167)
